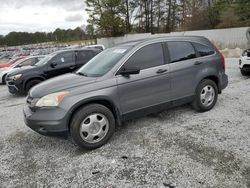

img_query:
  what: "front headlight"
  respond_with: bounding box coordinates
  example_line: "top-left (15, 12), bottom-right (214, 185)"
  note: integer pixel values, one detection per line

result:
top-left (9, 74), bottom-right (22, 81)
top-left (35, 91), bottom-right (69, 107)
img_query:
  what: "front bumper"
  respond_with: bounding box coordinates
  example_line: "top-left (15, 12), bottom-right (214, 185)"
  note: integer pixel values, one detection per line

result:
top-left (23, 104), bottom-right (70, 135)
top-left (6, 78), bottom-right (24, 94)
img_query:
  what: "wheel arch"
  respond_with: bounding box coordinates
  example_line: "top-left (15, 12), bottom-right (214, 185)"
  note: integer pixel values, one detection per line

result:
top-left (24, 76), bottom-right (45, 91)
top-left (197, 75), bottom-right (220, 94)
top-left (67, 98), bottom-right (122, 131)
top-left (2, 73), bottom-right (7, 83)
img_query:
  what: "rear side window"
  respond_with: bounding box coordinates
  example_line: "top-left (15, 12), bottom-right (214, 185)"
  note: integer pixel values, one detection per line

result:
top-left (125, 43), bottom-right (164, 70)
top-left (167, 42), bottom-right (196, 63)
top-left (193, 42), bottom-right (215, 57)
top-left (77, 50), bottom-right (94, 63)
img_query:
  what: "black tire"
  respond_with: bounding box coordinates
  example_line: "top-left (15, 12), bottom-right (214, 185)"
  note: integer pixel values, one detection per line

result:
top-left (25, 79), bottom-right (41, 93)
top-left (192, 79), bottom-right (218, 112)
top-left (2, 74), bottom-right (6, 84)
top-left (70, 104), bottom-right (115, 149)
top-left (241, 69), bottom-right (249, 76)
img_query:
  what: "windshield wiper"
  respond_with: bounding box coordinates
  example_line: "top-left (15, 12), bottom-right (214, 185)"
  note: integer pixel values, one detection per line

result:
top-left (76, 72), bottom-right (88, 77)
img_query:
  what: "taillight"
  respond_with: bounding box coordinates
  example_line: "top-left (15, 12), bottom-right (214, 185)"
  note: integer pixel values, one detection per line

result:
top-left (212, 43), bottom-right (225, 70)
top-left (219, 51), bottom-right (225, 70)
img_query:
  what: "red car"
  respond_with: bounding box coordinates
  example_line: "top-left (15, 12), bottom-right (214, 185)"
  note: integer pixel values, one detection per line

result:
top-left (0, 56), bottom-right (27, 68)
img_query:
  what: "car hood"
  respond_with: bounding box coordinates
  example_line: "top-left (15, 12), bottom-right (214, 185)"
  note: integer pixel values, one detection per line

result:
top-left (8, 66), bottom-right (37, 76)
top-left (30, 73), bottom-right (97, 98)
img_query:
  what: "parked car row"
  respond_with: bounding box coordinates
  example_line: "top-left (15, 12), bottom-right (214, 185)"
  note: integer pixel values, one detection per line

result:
top-left (16, 36), bottom-right (229, 149)
top-left (0, 45), bottom-right (68, 60)
top-left (0, 44), bottom-right (105, 61)
top-left (6, 48), bottom-right (102, 94)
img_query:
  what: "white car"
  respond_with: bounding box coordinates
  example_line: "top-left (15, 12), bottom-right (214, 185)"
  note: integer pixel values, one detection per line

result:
top-left (0, 55), bottom-right (45, 84)
top-left (239, 49), bottom-right (250, 75)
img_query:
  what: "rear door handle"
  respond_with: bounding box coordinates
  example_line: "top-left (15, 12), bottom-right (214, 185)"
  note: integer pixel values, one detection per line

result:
top-left (156, 69), bottom-right (168, 74)
top-left (194, 61), bottom-right (203, 65)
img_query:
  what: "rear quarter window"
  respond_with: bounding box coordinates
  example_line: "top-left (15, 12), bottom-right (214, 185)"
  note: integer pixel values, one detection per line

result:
top-left (167, 41), bottom-right (196, 63)
top-left (192, 42), bottom-right (215, 57)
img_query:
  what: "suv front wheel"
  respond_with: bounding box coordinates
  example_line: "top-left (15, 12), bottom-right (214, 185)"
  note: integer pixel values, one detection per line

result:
top-left (192, 79), bottom-right (218, 112)
top-left (70, 104), bottom-right (115, 149)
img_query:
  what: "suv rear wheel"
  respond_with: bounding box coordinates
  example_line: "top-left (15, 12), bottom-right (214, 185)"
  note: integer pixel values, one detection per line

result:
top-left (192, 79), bottom-right (218, 112)
top-left (70, 104), bottom-right (115, 149)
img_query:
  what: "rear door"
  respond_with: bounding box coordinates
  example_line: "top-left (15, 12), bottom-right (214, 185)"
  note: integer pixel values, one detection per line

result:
top-left (116, 42), bottom-right (171, 117)
top-left (166, 41), bottom-right (199, 100)
top-left (46, 51), bottom-right (75, 78)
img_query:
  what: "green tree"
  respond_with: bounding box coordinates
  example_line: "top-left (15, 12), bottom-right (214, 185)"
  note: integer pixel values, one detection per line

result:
top-left (235, 0), bottom-right (250, 26)
top-left (86, 0), bottom-right (126, 37)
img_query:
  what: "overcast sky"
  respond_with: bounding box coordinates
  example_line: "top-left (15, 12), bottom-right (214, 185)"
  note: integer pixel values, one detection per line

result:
top-left (0, 0), bottom-right (88, 35)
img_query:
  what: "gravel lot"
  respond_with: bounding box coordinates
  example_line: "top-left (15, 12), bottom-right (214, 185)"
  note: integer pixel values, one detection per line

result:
top-left (0, 58), bottom-right (249, 188)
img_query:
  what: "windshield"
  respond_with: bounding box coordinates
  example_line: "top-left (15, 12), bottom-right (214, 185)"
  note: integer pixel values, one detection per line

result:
top-left (10, 58), bottom-right (27, 67)
top-left (76, 47), bottom-right (129, 77)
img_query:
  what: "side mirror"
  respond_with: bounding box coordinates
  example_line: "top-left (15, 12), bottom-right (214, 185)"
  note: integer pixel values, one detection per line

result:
top-left (15, 64), bottom-right (22, 68)
top-left (50, 62), bottom-right (58, 68)
top-left (119, 66), bottom-right (140, 76)
top-left (247, 52), bottom-right (250, 57)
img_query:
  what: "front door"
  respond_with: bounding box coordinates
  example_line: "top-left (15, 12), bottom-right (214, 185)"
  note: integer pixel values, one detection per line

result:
top-left (116, 42), bottom-right (171, 118)
top-left (46, 51), bottom-right (76, 78)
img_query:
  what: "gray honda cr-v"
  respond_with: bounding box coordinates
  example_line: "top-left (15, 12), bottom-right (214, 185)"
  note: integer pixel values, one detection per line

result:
top-left (24, 36), bottom-right (228, 149)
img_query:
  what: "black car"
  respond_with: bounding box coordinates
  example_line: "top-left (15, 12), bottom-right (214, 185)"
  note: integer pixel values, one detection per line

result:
top-left (6, 48), bottom-right (101, 94)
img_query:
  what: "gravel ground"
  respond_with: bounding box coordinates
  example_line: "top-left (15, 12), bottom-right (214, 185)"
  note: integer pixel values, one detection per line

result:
top-left (0, 58), bottom-right (249, 188)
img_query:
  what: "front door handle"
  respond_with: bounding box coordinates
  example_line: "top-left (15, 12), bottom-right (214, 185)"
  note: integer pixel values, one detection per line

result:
top-left (69, 65), bottom-right (76, 69)
top-left (194, 61), bottom-right (203, 65)
top-left (156, 69), bottom-right (168, 74)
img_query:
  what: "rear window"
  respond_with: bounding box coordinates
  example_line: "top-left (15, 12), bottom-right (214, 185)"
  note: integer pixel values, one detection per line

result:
top-left (167, 42), bottom-right (196, 63)
top-left (193, 42), bottom-right (215, 57)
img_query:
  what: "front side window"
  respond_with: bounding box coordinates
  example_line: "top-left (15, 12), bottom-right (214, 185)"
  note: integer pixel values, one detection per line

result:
top-left (35, 55), bottom-right (53, 66)
top-left (167, 41), bottom-right (196, 63)
top-left (76, 47), bottom-right (129, 77)
top-left (77, 51), bottom-right (93, 62)
top-left (52, 52), bottom-right (74, 64)
top-left (124, 43), bottom-right (164, 70)
top-left (193, 42), bottom-right (215, 57)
